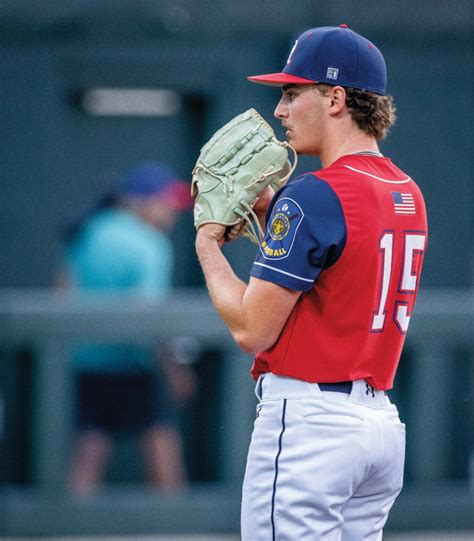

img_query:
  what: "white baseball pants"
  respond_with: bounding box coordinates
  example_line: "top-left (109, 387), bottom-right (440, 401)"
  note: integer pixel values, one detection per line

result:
top-left (241, 374), bottom-right (406, 540)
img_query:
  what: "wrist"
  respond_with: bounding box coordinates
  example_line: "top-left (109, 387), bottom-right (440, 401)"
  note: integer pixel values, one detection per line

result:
top-left (196, 226), bottom-right (224, 253)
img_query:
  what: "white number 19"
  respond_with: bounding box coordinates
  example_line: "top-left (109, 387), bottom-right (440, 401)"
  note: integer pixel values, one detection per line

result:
top-left (371, 232), bottom-right (426, 334)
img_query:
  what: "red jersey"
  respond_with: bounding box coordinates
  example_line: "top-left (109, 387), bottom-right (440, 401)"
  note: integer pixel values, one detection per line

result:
top-left (250, 155), bottom-right (428, 390)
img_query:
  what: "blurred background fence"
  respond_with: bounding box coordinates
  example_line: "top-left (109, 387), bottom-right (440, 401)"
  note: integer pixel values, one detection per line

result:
top-left (0, 288), bottom-right (472, 537)
top-left (0, 0), bottom-right (472, 537)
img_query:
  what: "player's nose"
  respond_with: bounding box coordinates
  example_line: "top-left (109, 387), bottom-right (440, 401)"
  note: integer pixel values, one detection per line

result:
top-left (274, 97), bottom-right (288, 119)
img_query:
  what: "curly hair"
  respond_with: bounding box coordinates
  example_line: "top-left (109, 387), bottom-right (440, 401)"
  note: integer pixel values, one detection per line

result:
top-left (315, 84), bottom-right (397, 141)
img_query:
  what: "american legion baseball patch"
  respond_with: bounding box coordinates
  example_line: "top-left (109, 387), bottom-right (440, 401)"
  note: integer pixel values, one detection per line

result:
top-left (259, 197), bottom-right (304, 260)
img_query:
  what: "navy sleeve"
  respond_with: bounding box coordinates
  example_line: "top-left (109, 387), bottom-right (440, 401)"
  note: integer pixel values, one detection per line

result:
top-left (250, 173), bottom-right (347, 291)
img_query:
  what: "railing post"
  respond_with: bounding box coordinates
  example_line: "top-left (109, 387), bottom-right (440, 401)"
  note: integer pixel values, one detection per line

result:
top-left (218, 351), bottom-right (256, 483)
top-left (31, 340), bottom-right (73, 490)
top-left (408, 340), bottom-right (453, 482)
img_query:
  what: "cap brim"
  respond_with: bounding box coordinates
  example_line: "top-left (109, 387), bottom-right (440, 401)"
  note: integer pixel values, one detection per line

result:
top-left (247, 72), bottom-right (317, 86)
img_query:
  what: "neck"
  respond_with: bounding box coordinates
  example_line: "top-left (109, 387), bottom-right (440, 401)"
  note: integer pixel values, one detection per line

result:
top-left (319, 125), bottom-right (380, 168)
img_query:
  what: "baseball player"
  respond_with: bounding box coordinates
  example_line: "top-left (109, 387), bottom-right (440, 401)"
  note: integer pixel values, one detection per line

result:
top-left (195, 25), bottom-right (428, 540)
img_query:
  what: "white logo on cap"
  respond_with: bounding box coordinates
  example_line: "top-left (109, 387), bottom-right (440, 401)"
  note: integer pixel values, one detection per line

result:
top-left (326, 67), bottom-right (339, 80)
top-left (286, 40), bottom-right (298, 64)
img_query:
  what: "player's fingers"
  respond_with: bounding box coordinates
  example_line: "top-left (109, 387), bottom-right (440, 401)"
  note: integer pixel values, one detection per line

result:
top-left (254, 186), bottom-right (275, 213)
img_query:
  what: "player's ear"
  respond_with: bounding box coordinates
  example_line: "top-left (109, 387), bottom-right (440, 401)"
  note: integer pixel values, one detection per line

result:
top-left (328, 86), bottom-right (347, 115)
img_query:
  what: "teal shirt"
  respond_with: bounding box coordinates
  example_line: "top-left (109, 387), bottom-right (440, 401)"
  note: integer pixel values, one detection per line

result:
top-left (65, 208), bottom-right (173, 372)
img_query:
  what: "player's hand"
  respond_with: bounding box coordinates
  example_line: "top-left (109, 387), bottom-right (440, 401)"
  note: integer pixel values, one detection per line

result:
top-left (254, 186), bottom-right (275, 215)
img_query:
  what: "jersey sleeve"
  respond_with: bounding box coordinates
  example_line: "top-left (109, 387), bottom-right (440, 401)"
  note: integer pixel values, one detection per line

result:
top-left (249, 173), bottom-right (347, 291)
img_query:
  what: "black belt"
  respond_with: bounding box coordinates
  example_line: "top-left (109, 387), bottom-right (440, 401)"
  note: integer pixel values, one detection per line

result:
top-left (318, 382), bottom-right (353, 394)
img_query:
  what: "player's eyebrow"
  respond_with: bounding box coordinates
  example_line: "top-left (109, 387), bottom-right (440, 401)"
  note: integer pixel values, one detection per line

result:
top-left (281, 84), bottom-right (316, 96)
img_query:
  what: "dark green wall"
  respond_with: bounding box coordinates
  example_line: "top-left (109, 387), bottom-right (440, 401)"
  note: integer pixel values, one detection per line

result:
top-left (1, 32), bottom-right (472, 288)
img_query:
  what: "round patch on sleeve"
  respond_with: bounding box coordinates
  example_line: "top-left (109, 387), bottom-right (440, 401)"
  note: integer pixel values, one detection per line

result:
top-left (259, 197), bottom-right (304, 260)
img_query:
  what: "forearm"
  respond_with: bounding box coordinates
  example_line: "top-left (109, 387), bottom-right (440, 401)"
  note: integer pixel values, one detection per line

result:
top-left (195, 221), bottom-right (300, 354)
top-left (195, 234), bottom-right (248, 342)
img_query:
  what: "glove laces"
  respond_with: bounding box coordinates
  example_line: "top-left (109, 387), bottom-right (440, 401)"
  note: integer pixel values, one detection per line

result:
top-left (236, 140), bottom-right (297, 244)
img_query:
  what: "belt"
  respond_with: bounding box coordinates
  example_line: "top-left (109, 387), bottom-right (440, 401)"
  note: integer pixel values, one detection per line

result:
top-left (318, 382), bottom-right (353, 394)
top-left (257, 375), bottom-right (387, 408)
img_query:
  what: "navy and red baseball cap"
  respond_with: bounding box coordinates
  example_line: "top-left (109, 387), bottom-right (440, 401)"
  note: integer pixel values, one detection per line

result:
top-left (248, 25), bottom-right (387, 95)
top-left (117, 162), bottom-right (193, 210)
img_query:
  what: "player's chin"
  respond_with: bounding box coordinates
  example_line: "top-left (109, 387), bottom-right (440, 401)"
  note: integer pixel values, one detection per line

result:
top-left (290, 139), bottom-right (317, 156)
top-left (286, 134), bottom-right (299, 151)
top-left (287, 138), bottom-right (304, 154)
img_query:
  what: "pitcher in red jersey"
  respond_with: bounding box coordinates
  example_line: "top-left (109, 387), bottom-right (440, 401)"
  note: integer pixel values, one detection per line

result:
top-left (196, 25), bottom-right (427, 541)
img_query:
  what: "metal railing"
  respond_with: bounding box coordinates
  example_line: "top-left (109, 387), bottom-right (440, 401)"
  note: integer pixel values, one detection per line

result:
top-left (0, 287), bottom-right (472, 536)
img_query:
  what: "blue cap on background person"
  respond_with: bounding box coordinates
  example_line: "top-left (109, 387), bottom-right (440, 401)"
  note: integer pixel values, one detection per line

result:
top-left (117, 161), bottom-right (193, 210)
top-left (248, 24), bottom-right (387, 95)
top-left (63, 162), bottom-right (192, 243)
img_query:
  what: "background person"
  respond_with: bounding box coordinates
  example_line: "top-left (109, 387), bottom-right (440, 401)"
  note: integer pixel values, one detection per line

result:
top-left (195, 25), bottom-right (428, 540)
top-left (59, 161), bottom-right (196, 494)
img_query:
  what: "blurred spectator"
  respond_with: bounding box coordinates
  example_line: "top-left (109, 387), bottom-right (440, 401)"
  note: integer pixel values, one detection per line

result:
top-left (57, 162), bottom-right (196, 494)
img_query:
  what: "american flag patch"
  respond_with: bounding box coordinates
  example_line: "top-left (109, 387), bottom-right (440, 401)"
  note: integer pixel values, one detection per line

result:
top-left (392, 192), bottom-right (416, 215)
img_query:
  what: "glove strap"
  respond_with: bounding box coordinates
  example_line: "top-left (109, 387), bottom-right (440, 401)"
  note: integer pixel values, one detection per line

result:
top-left (272, 139), bottom-right (298, 188)
top-left (233, 141), bottom-right (297, 244)
top-left (235, 201), bottom-right (264, 245)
